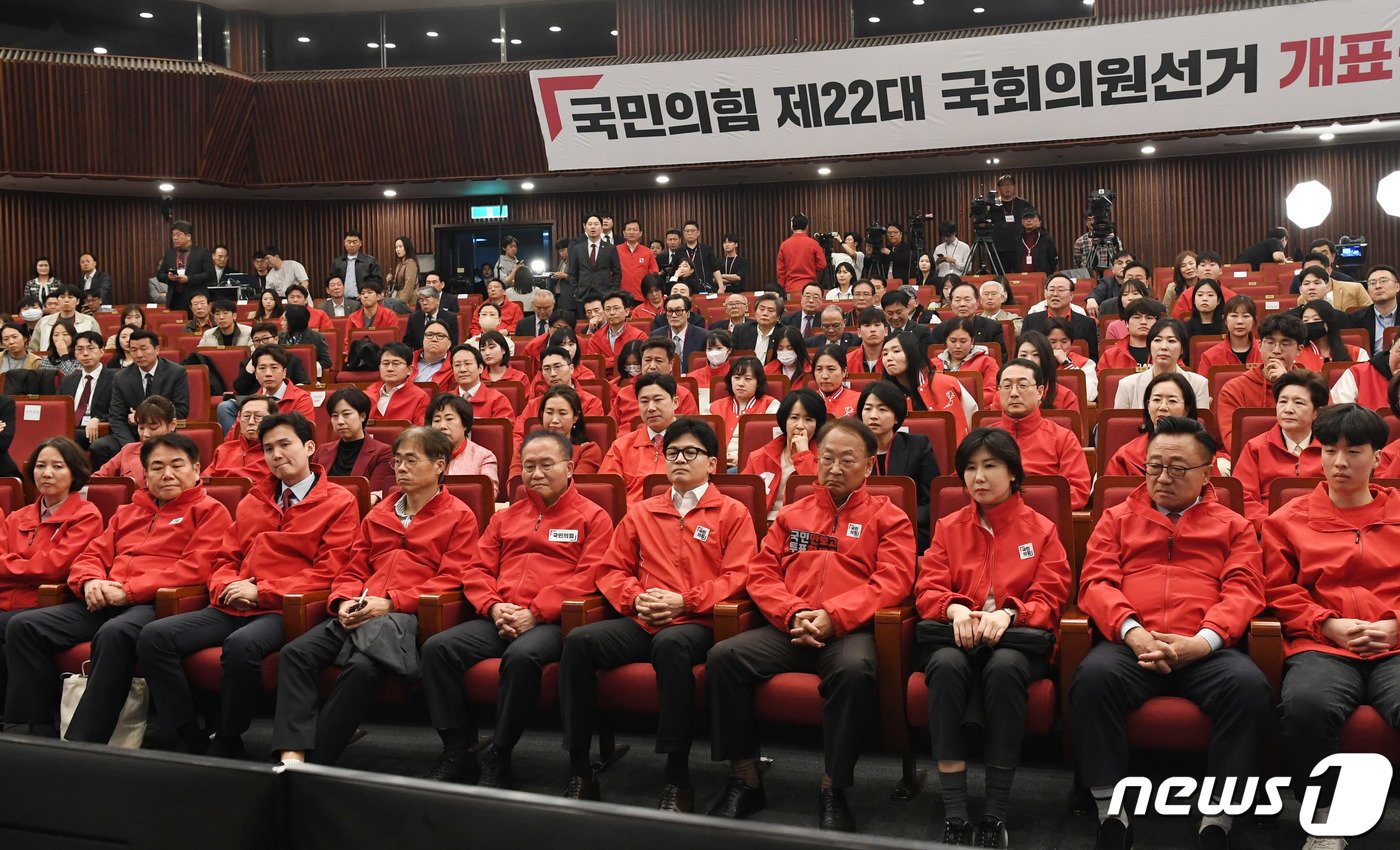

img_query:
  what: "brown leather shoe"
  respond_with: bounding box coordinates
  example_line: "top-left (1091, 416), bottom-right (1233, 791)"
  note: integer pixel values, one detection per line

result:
top-left (658, 783), bottom-right (694, 813)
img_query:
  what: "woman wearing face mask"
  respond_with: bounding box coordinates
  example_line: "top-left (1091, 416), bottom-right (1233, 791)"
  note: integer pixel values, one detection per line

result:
top-left (741, 388), bottom-right (824, 518)
top-left (1332, 333), bottom-right (1400, 408)
top-left (934, 317), bottom-right (1000, 407)
top-left (764, 325), bottom-right (811, 386)
top-left (711, 356), bottom-right (780, 470)
top-left (1197, 295), bottom-right (1262, 371)
top-left (1112, 318), bottom-right (1210, 411)
top-left (881, 331), bottom-right (973, 440)
top-left (689, 330), bottom-right (735, 394)
top-left (858, 381), bottom-right (939, 552)
top-left (467, 302), bottom-right (504, 350)
top-left (1184, 278), bottom-right (1226, 346)
top-left (1004, 331), bottom-right (1080, 412)
top-left (826, 262), bottom-right (858, 301)
top-left (1296, 299), bottom-right (1368, 370)
top-left (810, 346), bottom-right (861, 417)
top-left (1103, 372), bottom-right (1203, 477)
top-left (506, 385), bottom-right (602, 481)
top-left (478, 330), bottom-right (526, 384)
top-left (613, 340), bottom-right (645, 391)
top-left (1235, 368), bottom-right (1326, 531)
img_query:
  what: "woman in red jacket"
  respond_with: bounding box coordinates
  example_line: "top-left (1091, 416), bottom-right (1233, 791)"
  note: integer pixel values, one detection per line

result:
top-left (763, 325), bottom-right (811, 388)
top-left (1235, 369), bottom-right (1325, 530)
top-left (1262, 404), bottom-right (1400, 837)
top-left (933, 317), bottom-right (1000, 407)
top-left (507, 385), bottom-right (603, 481)
top-left (1103, 372), bottom-right (1198, 477)
top-left (917, 428), bottom-right (1071, 847)
top-left (1196, 295), bottom-right (1261, 372)
top-left (740, 388), bottom-right (824, 519)
top-left (881, 331), bottom-right (972, 440)
top-left (810, 345), bottom-right (862, 418)
top-left (711, 356), bottom-right (781, 470)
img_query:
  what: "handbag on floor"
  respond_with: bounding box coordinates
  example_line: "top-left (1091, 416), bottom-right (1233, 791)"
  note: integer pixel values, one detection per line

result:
top-left (59, 661), bottom-right (149, 749)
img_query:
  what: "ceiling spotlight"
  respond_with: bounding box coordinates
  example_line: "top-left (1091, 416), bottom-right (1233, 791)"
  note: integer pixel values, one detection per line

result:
top-left (1083, 0), bottom-right (1095, 5)
top-left (383, 189), bottom-right (398, 198)
top-left (158, 182), bottom-right (175, 192)
top-left (993, 157), bottom-right (1000, 163)
top-left (868, 16), bottom-right (881, 23)
top-left (549, 25), bottom-right (562, 32)
top-left (491, 37), bottom-right (502, 43)
top-left (521, 181), bottom-right (535, 190)
top-left (985, 158), bottom-right (992, 164)
top-left (92, 46), bottom-right (108, 54)
top-left (426, 31), bottom-right (439, 37)
top-left (610, 29), bottom-right (618, 36)
top-left (297, 36), bottom-right (310, 43)
top-left (1377, 171), bottom-right (1400, 216)
top-left (384, 42), bottom-right (396, 49)
top-left (510, 38), bottom-right (522, 45)
top-left (973, 7), bottom-right (985, 13)
top-left (913, 0), bottom-right (925, 5)
top-left (1285, 180), bottom-right (1332, 228)
top-left (367, 42), bottom-right (379, 48)
top-left (1141, 145), bottom-right (1157, 154)
top-left (139, 12), bottom-right (154, 19)
top-left (817, 167), bottom-right (832, 176)
top-left (655, 175), bottom-right (670, 185)
top-left (529, 259), bottom-right (547, 274)
top-left (1319, 132), bottom-right (1335, 141)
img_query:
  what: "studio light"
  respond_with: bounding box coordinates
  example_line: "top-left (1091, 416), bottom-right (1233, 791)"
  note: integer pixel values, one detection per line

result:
top-left (1285, 180), bottom-right (1332, 228)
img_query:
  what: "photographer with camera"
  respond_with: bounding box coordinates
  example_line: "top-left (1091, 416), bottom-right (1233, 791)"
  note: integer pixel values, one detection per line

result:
top-left (871, 223), bottom-right (916, 283)
top-left (933, 222), bottom-right (971, 278)
top-left (991, 176), bottom-right (1036, 274)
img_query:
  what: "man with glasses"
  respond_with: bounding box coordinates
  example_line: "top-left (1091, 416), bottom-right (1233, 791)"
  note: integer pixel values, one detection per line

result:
top-left (601, 373), bottom-right (683, 503)
top-left (931, 280), bottom-right (1008, 358)
top-left (560, 418), bottom-right (756, 809)
top-left (804, 305), bottom-right (859, 351)
top-left (1023, 274), bottom-right (1099, 359)
top-left (588, 291), bottom-right (646, 376)
top-left (1071, 416), bottom-right (1269, 850)
top-left (420, 430), bottom-right (612, 788)
top-left (782, 283), bottom-right (827, 339)
top-left (1347, 264), bottom-right (1399, 354)
top-left (710, 293), bottom-right (752, 335)
top-left (365, 342), bottom-right (430, 423)
top-left (652, 294), bottom-right (706, 374)
top-left (404, 286), bottom-right (459, 351)
top-left (708, 418), bottom-right (914, 832)
top-left (985, 359), bottom-right (1091, 509)
top-left (1215, 314), bottom-right (1306, 451)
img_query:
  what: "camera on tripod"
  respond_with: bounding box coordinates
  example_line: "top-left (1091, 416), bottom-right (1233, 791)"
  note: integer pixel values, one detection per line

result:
top-left (970, 192), bottom-right (998, 238)
top-left (1087, 189), bottom-right (1117, 237)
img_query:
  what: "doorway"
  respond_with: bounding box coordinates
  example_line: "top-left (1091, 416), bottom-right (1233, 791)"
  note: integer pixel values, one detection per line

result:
top-left (434, 221), bottom-right (555, 296)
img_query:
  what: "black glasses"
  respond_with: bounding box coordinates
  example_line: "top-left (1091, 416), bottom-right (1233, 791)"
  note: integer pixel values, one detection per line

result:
top-left (663, 446), bottom-right (709, 462)
top-left (1144, 461), bottom-right (1211, 480)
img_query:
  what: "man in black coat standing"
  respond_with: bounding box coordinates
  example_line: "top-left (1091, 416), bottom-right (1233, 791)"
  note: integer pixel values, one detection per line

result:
top-left (89, 329), bottom-right (191, 466)
top-left (156, 220), bottom-right (216, 314)
top-left (328, 229), bottom-right (384, 299)
top-left (565, 213), bottom-right (621, 315)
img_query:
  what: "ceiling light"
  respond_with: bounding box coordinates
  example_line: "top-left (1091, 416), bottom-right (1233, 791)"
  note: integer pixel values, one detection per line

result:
top-left (426, 31), bottom-right (439, 37)
top-left (384, 42), bottom-right (396, 49)
top-left (655, 175), bottom-right (670, 184)
top-left (491, 37), bottom-right (502, 43)
top-left (610, 29), bottom-right (618, 36)
top-left (367, 42), bottom-right (379, 48)
top-left (297, 36), bottom-right (310, 43)
top-left (158, 182), bottom-right (175, 192)
top-left (1318, 132), bottom-right (1335, 141)
top-left (1083, 0), bottom-right (1095, 4)
top-left (1286, 180), bottom-right (1332, 228)
top-left (1140, 145), bottom-right (1156, 154)
top-left (549, 26), bottom-right (562, 32)
top-left (139, 12), bottom-right (154, 19)
top-left (993, 157), bottom-right (1000, 163)
top-left (1377, 171), bottom-right (1400, 216)
top-left (521, 181), bottom-right (535, 190)
top-left (92, 46), bottom-right (108, 54)
top-left (817, 167), bottom-right (832, 176)
top-left (383, 189), bottom-right (398, 198)
top-left (868, 17), bottom-right (881, 23)
top-left (510, 38), bottom-right (522, 45)
top-left (973, 7), bottom-right (985, 13)
top-left (913, 0), bottom-right (925, 5)
top-left (985, 158), bottom-right (992, 164)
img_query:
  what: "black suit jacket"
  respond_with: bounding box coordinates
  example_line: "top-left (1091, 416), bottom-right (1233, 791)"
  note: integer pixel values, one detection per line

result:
top-left (280, 329), bottom-right (333, 370)
top-left (60, 368), bottom-right (114, 428)
top-left (79, 271), bottom-right (112, 304)
top-left (514, 315), bottom-right (553, 338)
top-left (710, 318), bottom-right (755, 334)
top-left (0, 395), bottom-right (16, 477)
top-left (403, 309), bottom-right (460, 350)
top-left (886, 321), bottom-right (936, 351)
top-left (329, 254), bottom-right (384, 290)
top-left (566, 240), bottom-right (622, 308)
top-left (930, 314), bottom-right (1008, 358)
top-left (732, 323), bottom-right (785, 361)
top-left (107, 360), bottom-right (190, 444)
top-left (782, 310), bottom-right (824, 338)
top-left (650, 313), bottom-right (705, 332)
top-left (883, 431), bottom-right (939, 553)
top-left (651, 325), bottom-right (707, 373)
top-left (157, 245), bottom-right (216, 301)
top-left (1022, 309), bottom-right (1099, 360)
top-left (1346, 304), bottom-right (1387, 353)
top-left (657, 249), bottom-right (684, 276)
top-left (804, 332), bottom-right (860, 351)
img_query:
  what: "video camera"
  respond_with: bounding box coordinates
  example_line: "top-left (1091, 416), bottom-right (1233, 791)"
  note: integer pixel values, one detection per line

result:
top-left (970, 191), bottom-right (997, 238)
top-left (1087, 188), bottom-right (1117, 237)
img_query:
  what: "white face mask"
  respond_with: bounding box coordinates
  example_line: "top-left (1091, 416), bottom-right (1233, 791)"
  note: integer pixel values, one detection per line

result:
top-left (706, 348), bottom-right (729, 367)
top-left (776, 349), bottom-right (798, 366)
top-left (624, 364), bottom-right (641, 376)
top-left (20, 308), bottom-right (41, 322)
top-left (479, 315), bottom-right (500, 332)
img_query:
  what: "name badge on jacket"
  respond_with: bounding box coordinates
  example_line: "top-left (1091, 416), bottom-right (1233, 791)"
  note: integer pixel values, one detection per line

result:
top-left (788, 530), bottom-right (838, 553)
top-left (549, 529), bottom-right (579, 543)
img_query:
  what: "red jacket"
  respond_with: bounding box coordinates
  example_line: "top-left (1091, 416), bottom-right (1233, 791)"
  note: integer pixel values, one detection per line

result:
top-left (1098, 339), bottom-right (1145, 371)
top-left (916, 493), bottom-right (1071, 633)
top-left (268, 381), bottom-right (316, 421)
top-left (913, 373), bottom-right (972, 441)
top-left (612, 382), bottom-right (698, 431)
top-left (588, 322), bottom-right (648, 374)
top-left (207, 469), bottom-right (360, 615)
top-left (458, 383), bottom-right (516, 421)
top-left (1172, 282), bottom-right (1238, 320)
top-left (0, 497), bottom-right (105, 611)
top-left (741, 436), bottom-right (817, 512)
top-left (776, 232), bottom-right (828, 293)
top-left (617, 242), bottom-right (660, 299)
top-left (1196, 339), bottom-right (1260, 373)
top-left (1079, 483), bottom-right (1264, 645)
top-left (207, 435), bottom-right (271, 480)
top-left (306, 306), bottom-right (334, 331)
top-left (594, 484), bottom-right (757, 633)
top-left (348, 306), bottom-right (401, 331)
top-left (598, 424), bottom-right (668, 503)
top-left (410, 353), bottom-right (456, 393)
top-left (988, 383), bottom-right (1081, 413)
top-left (508, 441), bottom-right (602, 480)
top-left (331, 486), bottom-right (478, 615)
top-left (1333, 361), bottom-right (1391, 409)
top-left (365, 380), bottom-right (431, 423)
top-left (461, 483), bottom-right (612, 623)
top-left (469, 298), bottom-right (525, 335)
top-left (710, 394), bottom-right (780, 451)
top-left (67, 485), bottom-right (233, 604)
top-left (1215, 367), bottom-right (1271, 451)
top-left (747, 483), bottom-right (916, 635)
top-left (1263, 484), bottom-right (1400, 660)
top-left (97, 441), bottom-right (149, 487)
top-left (1234, 427), bottom-right (1323, 531)
top-left (985, 409), bottom-right (1090, 508)
top-left (847, 346), bottom-right (883, 375)
top-left (1380, 447), bottom-right (1400, 479)
top-left (816, 386), bottom-right (862, 419)
top-left (935, 348), bottom-right (1000, 407)
top-left (688, 361), bottom-right (730, 391)
top-left (314, 436), bottom-right (395, 495)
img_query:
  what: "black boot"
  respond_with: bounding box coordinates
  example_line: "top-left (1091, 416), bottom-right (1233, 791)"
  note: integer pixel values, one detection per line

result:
top-left (818, 787), bottom-right (856, 832)
top-left (420, 748), bottom-right (479, 784)
top-left (477, 744), bottom-right (513, 789)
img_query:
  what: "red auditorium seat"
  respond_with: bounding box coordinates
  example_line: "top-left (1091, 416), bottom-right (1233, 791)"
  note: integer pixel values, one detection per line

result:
top-left (8, 396), bottom-right (74, 472)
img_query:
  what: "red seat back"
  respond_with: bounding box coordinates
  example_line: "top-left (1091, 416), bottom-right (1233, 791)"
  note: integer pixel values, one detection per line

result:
top-left (1098, 368), bottom-right (1139, 411)
top-left (0, 478), bottom-right (23, 513)
top-left (204, 477), bottom-right (253, 515)
top-left (10, 397), bottom-right (75, 472)
top-left (1268, 476), bottom-right (1323, 513)
top-left (365, 420), bottom-right (412, 446)
top-left (179, 422), bottom-right (224, 467)
top-left (736, 413), bottom-right (782, 471)
top-left (442, 475), bottom-right (496, 532)
top-left (1231, 407), bottom-right (1277, 458)
top-left (328, 475), bottom-right (373, 517)
top-left (582, 416), bottom-right (617, 455)
top-left (469, 418), bottom-right (512, 499)
top-left (183, 365), bottom-right (212, 421)
top-left (489, 380), bottom-right (528, 416)
top-left (196, 347), bottom-right (247, 391)
top-left (901, 411), bottom-right (956, 477)
top-left (83, 477), bottom-right (136, 523)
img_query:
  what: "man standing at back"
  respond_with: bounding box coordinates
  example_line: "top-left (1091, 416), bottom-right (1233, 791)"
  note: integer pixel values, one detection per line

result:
top-left (330, 229), bottom-right (383, 299)
top-left (777, 214), bottom-right (828, 295)
top-left (566, 214), bottom-right (621, 316)
top-left (157, 220), bottom-right (216, 313)
top-left (617, 219), bottom-right (660, 302)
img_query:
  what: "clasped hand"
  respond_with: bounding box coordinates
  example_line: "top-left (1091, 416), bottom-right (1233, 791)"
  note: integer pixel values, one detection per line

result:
top-left (82, 579), bottom-right (128, 612)
top-left (1321, 617), bottom-right (1400, 658)
top-left (946, 604), bottom-right (1013, 649)
top-left (490, 602), bottom-right (538, 639)
top-left (634, 589), bottom-right (685, 627)
top-left (337, 596), bottom-right (391, 630)
top-left (789, 609), bottom-right (834, 648)
top-left (1125, 628), bottom-right (1210, 674)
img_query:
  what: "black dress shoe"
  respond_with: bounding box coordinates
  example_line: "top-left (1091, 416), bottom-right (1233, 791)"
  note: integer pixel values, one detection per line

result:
top-left (707, 777), bottom-right (766, 819)
top-left (818, 788), bottom-right (856, 832)
top-left (1095, 818), bottom-right (1133, 850)
top-left (419, 748), bottom-right (479, 784)
top-left (975, 816), bottom-right (1009, 848)
top-left (477, 745), bottom-right (512, 789)
top-left (657, 783), bottom-right (694, 813)
top-left (1197, 824), bottom-right (1230, 850)
top-left (563, 775), bottom-right (600, 801)
top-left (942, 817), bottom-right (974, 845)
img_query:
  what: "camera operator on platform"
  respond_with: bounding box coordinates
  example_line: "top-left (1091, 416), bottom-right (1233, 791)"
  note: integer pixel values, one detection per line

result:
top-left (990, 176), bottom-right (1035, 275)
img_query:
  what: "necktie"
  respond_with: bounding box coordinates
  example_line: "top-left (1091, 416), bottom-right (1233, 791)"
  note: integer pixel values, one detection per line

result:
top-left (142, 372), bottom-right (151, 395)
top-left (1166, 511), bottom-right (1181, 525)
top-left (589, 243), bottom-right (597, 265)
top-left (803, 314), bottom-right (813, 337)
top-left (77, 375), bottom-right (93, 417)
top-left (652, 432), bottom-right (663, 456)
top-left (674, 333), bottom-right (683, 352)
top-left (280, 488), bottom-right (294, 513)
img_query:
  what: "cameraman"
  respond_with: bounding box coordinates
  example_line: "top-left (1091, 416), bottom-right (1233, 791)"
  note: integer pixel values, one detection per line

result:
top-left (933, 222), bottom-right (971, 277)
top-left (874, 223), bottom-right (916, 282)
top-left (1072, 214), bottom-right (1125, 277)
top-left (991, 175), bottom-right (1035, 275)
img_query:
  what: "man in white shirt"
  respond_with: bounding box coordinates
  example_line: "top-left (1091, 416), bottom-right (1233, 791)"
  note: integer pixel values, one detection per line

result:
top-left (65, 330), bottom-right (109, 448)
top-left (263, 247), bottom-right (310, 298)
top-left (76, 253), bottom-right (112, 304)
top-left (933, 222), bottom-right (971, 278)
top-left (30, 285), bottom-right (100, 352)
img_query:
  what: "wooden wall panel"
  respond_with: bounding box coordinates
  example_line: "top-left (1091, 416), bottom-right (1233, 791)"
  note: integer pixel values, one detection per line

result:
top-left (5, 140), bottom-right (1395, 308)
top-left (616, 0), bottom-right (848, 57)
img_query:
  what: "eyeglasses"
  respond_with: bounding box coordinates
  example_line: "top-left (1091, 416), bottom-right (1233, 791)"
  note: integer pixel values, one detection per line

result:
top-left (665, 307), bottom-right (689, 314)
top-left (1144, 461), bottom-right (1211, 480)
top-left (1259, 338), bottom-right (1299, 350)
top-left (423, 332), bottom-right (450, 341)
top-left (391, 456), bottom-right (427, 469)
top-left (817, 454), bottom-right (863, 470)
top-left (664, 446), bottom-right (709, 462)
top-left (238, 411), bottom-right (267, 423)
top-left (998, 380), bottom-right (1037, 392)
top-left (521, 461), bottom-right (563, 475)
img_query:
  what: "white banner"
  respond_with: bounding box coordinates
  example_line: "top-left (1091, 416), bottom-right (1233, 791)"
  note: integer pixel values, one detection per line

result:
top-left (531, 0), bottom-right (1400, 172)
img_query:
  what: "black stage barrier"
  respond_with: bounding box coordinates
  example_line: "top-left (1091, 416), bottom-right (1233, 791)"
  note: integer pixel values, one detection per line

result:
top-left (0, 736), bottom-right (946, 850)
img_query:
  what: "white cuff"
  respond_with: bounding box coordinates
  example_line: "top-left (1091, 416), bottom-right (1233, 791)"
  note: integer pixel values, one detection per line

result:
top-left (1120, 617), bottom-right (1143, 640)
top-left (1195, 628), bottom-right (1223, 653)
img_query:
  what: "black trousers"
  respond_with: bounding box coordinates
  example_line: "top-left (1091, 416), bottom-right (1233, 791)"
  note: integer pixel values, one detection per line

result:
top-left (271, 617), bottom-right (416, 764)
top-left (0, 607), bottom-right (29, 710)
top-left (88, 435), bottom-right (127, 468)
top-left (924, 645), bottom-right (1050, 766)
top-left (1070, 642), bottom-right (1271, 789)
top-left (136, 607), bottom-right (285, 739)
top-left (3, 601), bottom-right (156, 742)
top-left (421, 618), bottom-right (562, 749)
top-left (559, 617), bottom-right (711, 758)
top-left (708, 625), bottom-right (877, 789)
top-left (1280, 650), bottom-right (1400, 803)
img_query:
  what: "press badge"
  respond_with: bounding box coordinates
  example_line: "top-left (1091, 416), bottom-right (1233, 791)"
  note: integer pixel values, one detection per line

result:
top-left (1018, 543), bottom-right (1035, 560)
top-left (549, 529), bottom-right (578, 543)
top-left (846, 523), bottom-right (863, 539)
top-left (693, 526), bottom-right (710, 542)
top-left (1004, 214), bottom-right (1015, 223)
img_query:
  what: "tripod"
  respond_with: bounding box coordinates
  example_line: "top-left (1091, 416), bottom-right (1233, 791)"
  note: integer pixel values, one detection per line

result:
top-left (964, 234), bottom-right (1006, 276)
top-left (1084, 232), bottom-right (1123, 276)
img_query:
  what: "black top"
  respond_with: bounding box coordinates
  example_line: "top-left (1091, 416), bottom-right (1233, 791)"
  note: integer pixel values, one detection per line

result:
top-left (331, 438), bottom-right (364, 477)
top-left (1233, 238), bottom-right (1285, 270)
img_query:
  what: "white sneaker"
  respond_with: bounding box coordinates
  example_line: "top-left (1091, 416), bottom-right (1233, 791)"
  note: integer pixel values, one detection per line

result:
top-left (1302, 837), bottom-right (1347, 850)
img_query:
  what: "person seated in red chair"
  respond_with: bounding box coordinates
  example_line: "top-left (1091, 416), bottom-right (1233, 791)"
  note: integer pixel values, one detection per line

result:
top-left (810, 346), bottom-right (861, 417)
top-left (4, 433), bottom-right (232, 741)
top-left (710, 356), bottom-right (781, 471)
top-left (248, 344), bottom-right (315, 421)
top-left (1007, 331), bottom-right (1083, 413)
top-left (1236, 369), bottom-right (1325, 531)
top-left (917, 428), bottom-right (1071, 848)
top-left (588, 290), bottom-right (646, 376)
top-left (1261, 404), bottom-right (1400, 850)
top-left (427, 394), bottom-right (498, 487)
top-left (880, 331), bottom-right (975, 441)
top-left (96, 395), bottom-right (178, 487)
top-left (525, 327), bottom-right (598, 394)
top-left (612, 337), bottom-right (699, 430)
top-left (1195, 295), bottom-right (1261, 373)
top-left (507, 386), bottom-right (603, 480)
top-left (933, 317), bottom-right (1000, 407)
top-left (207, 396), bottom-right (276, 480)
top-left (1071, 416), bottom-right (1270, 850)
top-left (1103, 373), bottom-right (1204, 478)
top-left (347, 281), bottom-right (400, 332)
top-left (137, 412), bottom-right (358, 757)
top-left (846, 307), bottom-right (888, 375)
top-left (315, 387), bottom-right (394, 505)
top-left (469, 278), bottom-right (524, 336)
top-left (1330, 332), bottom-right (1400, 409)
top-left (1097, 298), bottom-right (1163, 371)
top-left (521, 346), bottom-right (604, 419)
top-left (275, 427), bottom-right (478, 766)
top-left (741, 388), bottom-right (823, 520)
top-left (409, 319), bottom-right (456, 393)
top-left (599, 373), bottom-right (681, 504)
top-left (709, 418), bottom-right (915, 832)
top-left (1171, 250), bottom-right (1236, 320)
top-left (984, 359), bottom-right (1090, 509)
top-left (285, 284), bottom-right (333, 331)
top-left (1216, 313), bottom-right (1306, 452)
top-left (421, 430), bottom-right (611, 788)
top-left (561, 418), bottom-right (756, 808)
top-left (685, 330), bottom-right (734, 391)
top-left (1045, 316), bottom-right (1100, 404)
top-left (0, 437), bottom-right (105, 702)
top-left (448, 343), bottom-right (514, 421)
top-left (366, 342), bottom-right (431, 424)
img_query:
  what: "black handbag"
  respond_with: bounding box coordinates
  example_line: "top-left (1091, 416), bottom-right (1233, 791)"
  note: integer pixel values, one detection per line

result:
top-left (915, 619), bottom-right (1055, 659)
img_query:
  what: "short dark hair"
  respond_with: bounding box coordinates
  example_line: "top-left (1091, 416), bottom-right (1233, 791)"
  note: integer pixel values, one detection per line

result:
top-left (380, 342), bottom-right (413, 364)
top-left (635, 372), bottom-right (677, 398)
top-left (359, 281), bottom-right (384, 295)
top-left (540, 345), bottom-right (574, 368)
top-left (998, 357), bottom-right (1045, 387)
top-left (706, 329), bottom-right (734, 350)
top-left (1222, 294), bottom-right (1257, 319)
top-left (283, 305), bottom-right (310, 334)
top-left (74, 330), bottom-right (105, 349)
top-left (1313, 403), bottom-right (1388, 451)
top-left (881, 290), bottom-right (912, 309)
top-left (1196, 250), bottom-right (1224, 266)
top-left (251, 344), bottom-right (289, 369)
top-left (395, 425), bottom-right (453, 465)
top-left (1122, 298), bottom-right (1165, 321)
top-left (426, 393), bottom-right (474, 434)
top-left (776, 389), bottom-right (827, 438)
top-left (170, 220), bottom-right (193, 236)
top-left (858, 306), bottom-right (886, 325)
top-left (1365, 263), bottom-right (1398, 281)
top-left (328, 386), bottom-right (371, 418)
top-left (26, 436), bottom-right (91, 492)
top-left (344, 228), bottom-right (363, 239)
top-left (815, 417), bottom-right (878, 457)
top-left (790, 213), bottom-right (810, 231)
top-left (1268, 226), bottom-right (1289, 241)
top-left (812, 344), bottom-right (848, 372)
top-left (1258, 313), bottom-right (1307, 345)
top-left (724, 356), bottom-right (767, 399)
top-left (1271, 367), bottom-right (1328, 408)
top-left (641, 336), bottom-right (676, 359)
top-left (664, 294), bottom-right (692, 313)
top-left (257, 412), bottom-right (315, 444)
top-left (856, 381), bottom-right (908, 429)
top-left (141, 432), bottom-right (200, 467)
top-left (251, 322), bottom-right (279, 339)
top-left (1299, 264), bottom-right (1331, 284)
top-left (211, 299), bottom-right (236, 314)
top-left (449, 343), bottom-right (485, 369)
top-left (1122, 261), bottom-right (1151, 279)
top-left (285, 284), bottom-right (309, 300)
top-left (1149, 415), bottom-right (1218, 460)
top-left (521, 428), bottom-right (575, 461)
top-left (127, 329), bottom-right (160, 348)
top-left (54, 284), bottom-right (80, 299)
top-left (754, 292), bottom-right (782, 314)
top-left (663, 416), bottom-right (719, 457)
top-left (602, 290), bottom-right (628, 307)
top-left (954, 427), bottom-right (1024, 492)
top-left (853, 280), bottom-right (876, 295)
top-left (237, 394), bottom-right (278, 417)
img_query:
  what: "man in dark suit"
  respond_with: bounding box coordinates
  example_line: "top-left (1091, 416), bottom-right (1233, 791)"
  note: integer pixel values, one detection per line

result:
top-left (882, 290), bottom-right (936, 350)
top-left (76, 253), bottom-right (112, 305)
top-left (89, 329), bottom-right (191, 466)
top-left (328, 229), bottom-right (383, 299)
top-left (514, 290), bottom-right (557, 338)
top-left (403, 286), bottom-right (460, 350)
top-left (1347, 264), bottom-right (1400, 354)
top-left (156, 220), bottom-right (216, 314)
top-left (782, 283), bottom-right (827, 339)
top-left (1022, 274), bottom-right (1100, 360)
top-left (929, 279), bottom-right (1008, 357)
top-left (732, 293), bottom-right (787, 363)
top-left (656, 229), bottom-right (685, 277)
top-left (651, 295), bottom-right (707, 374)
top-left (804, 305), bottom-right (860, 351)
top-left (565, 213), bottom-right (621, 315)
top-left (710, 293), bottom-right (754, 334)
top-left (62, 331), bottom-right (114, 450)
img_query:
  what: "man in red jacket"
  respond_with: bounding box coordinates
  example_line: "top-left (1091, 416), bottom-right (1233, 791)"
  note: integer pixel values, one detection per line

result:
top-left (589, 291), bottom-right (647, 376)
top-left (612, 337), bottom-right (699, 430)
top-left (776, 213), bottom-right (828, 294)
top-left (449, 343), bottom-right (515, 421)
top-left (985, 359), bottom-right (1091, 508)
top-left (136, 413), bottom-right (359, 757)
top-left (5, 433), bottom-right (233, 742)
top-left (708, 419), bottom-right (915, 832)
top-left (1215, 313), bottom-right (1305, 452)
top-left (561, 418), bottom-right (756, 809)
top-left (420, 430), bottom-right (611, 788)
top-left (599, 373), bottom-right (680, 503)
top-left (274, 427), bottom-right (478, 765)
top-left (365, 342), bottom-right (431, 423)
top-left (1070, 416), bottom-right (1270, 850)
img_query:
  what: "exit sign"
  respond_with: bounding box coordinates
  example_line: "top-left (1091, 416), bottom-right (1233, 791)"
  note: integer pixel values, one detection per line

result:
top-left (471, 205), bottom-right (509, 220)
